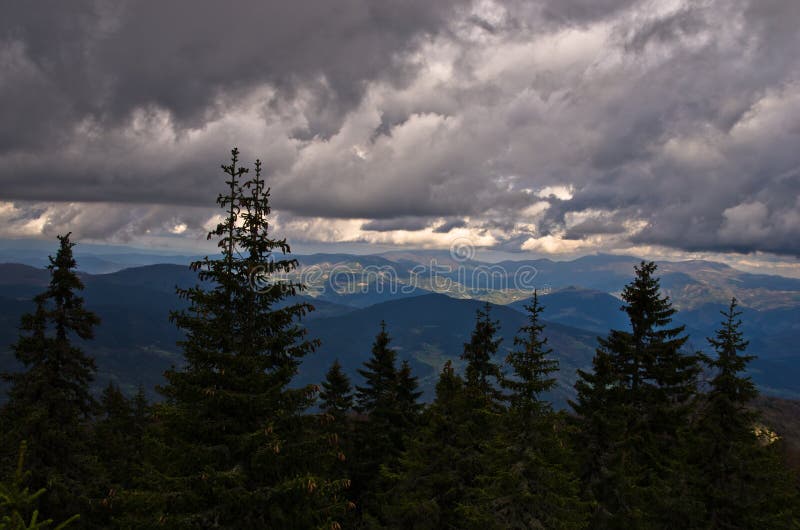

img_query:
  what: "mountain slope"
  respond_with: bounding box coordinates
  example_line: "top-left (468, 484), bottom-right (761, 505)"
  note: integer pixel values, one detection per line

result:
top-left (301, 293), bottom-right (597, 407)
top-left (1, 255), bottom-right (798, 402)
top-left (509, 287), bottom-right (628, 334)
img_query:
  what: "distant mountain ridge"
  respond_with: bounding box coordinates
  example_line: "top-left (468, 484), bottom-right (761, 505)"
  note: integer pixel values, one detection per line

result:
top-left (0, 252), bottom-right (798, 402)
top-left (288, 251), bottom-right (800, 310)
top-left (300, 292), bottom-right (598, 406)
top-left (3, 248), bottom-right (799, 309)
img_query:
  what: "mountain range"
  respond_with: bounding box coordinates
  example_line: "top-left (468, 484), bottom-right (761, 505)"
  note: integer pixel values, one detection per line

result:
top-left (0, 251), bottom-right (798, 404)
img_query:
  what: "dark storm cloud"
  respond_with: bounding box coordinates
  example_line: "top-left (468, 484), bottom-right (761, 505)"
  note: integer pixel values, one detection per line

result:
top-left (540, 0), bottom-right (639, 25)
top-left (624, 7), bottom-right (706, 52)
top-left (563, 216), bottom-right (628, 240)
top-left (361, 217), bottom-right (433, 232)
top-left (433, 218), bottom-right (467, 233)
top-left (0, 0), bottom-right (467, 149)
top-left (1, 0), bottom-right (799, 257)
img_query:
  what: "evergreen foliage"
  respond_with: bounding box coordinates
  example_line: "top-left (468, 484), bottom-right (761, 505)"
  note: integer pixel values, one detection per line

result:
top-left (317, 359), bottom-right (354, 516)
top-left (1, 177), bottom-right (799, 529)
top-left (352, 322), bottom-right (422, 523)
top-left (395, 360), bottom-right (423, 430)
top-left (487, 291), bottom-right (588, 528)
top-left (320, 360), bottom-right (354, 421)
top-left (502, 290), bottom-right (558, 415)
top-left (571, 261), bottom-right (703, 528)
top-left (355, 322), bottom-right (397, 416)
top-left (93, 382), bottom-right (147, 496)
top-left (386, 308), bottom-right (506, 528)
top-left (461, 302), bottom-right (503, 404)
top-left (693, 298), bottom-right (799, 528)
top-left (383, 361), bottom-right (499, 528)
top-left (1, 234), bottom-right (101, 525)
top-left (124, 149), bottom-right (348, 528)
top-left (0, 442), bottom-right (79, 530)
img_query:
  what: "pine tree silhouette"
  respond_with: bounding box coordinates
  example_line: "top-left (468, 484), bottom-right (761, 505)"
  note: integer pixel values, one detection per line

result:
top-left (502, 290), bottom-right (558, 415)
top-left (694, 298), bottom-right (799, 527)
top-left (126, 148), bottom-right (348, 528)
top-left (461, 302), bottom-right (503, 404)
top-left (320, 360), bottom-right (354, 421)
top-left (1, 234), bottom-right (100, 525)
top-left (571, 261), bottom-right (702, 527)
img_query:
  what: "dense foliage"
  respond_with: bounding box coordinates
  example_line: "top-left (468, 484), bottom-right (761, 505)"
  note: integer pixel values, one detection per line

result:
top-left (1, 234), bottom-right (101, 527)
top-left (1, 150), bottom-right (798, 529)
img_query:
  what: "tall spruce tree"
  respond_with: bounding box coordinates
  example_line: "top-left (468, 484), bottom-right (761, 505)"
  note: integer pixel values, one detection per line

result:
top-left (570, 345), bottom-right (628, 527)
top-left (352, 322), bottom-right (417, 523)
top-left (461, 302), bottom-right (503, 404)
top-left (571, 261), bottom-right (702, 528)
top-left (317, 359), bottom-right (354, 478)
top-left (694, 298), bottom-right (798, 527)
top-left (502, 290), bottom-right (558, 414)
top-left (485, 290), bottom-right (587, 528)
top-left (125, 149), bottom-right (348, 528)
top-left (1, 234), bottom-right (100, 525)
top-left (385, 305), bottom-right (510, 528)
top-left (355, 321), bottom-right (397, 418)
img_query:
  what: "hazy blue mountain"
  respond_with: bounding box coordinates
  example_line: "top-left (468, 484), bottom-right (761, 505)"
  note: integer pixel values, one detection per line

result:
top-left (494, 254), bottom-right (640, 293)
top-left (1, 253), bottom-right (799, 402)
top-left (88, 264), bottom-right (205, 293)
top-left (0, 238), bottom-right (203, 273)
top-left (0, 263), bottom-right (352, 399)
top-left (300, 293), bottom-right (598, 407)
top-left (5, 248), bottom-right (800, 308)
top-left (509, 287), bottom-right (629, 334)
top-left (0, 263), bottom-right (51, 286)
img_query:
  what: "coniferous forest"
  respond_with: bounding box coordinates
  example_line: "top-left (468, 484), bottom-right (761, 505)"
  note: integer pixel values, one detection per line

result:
top-left (1, 150), bottom-right (798, 529)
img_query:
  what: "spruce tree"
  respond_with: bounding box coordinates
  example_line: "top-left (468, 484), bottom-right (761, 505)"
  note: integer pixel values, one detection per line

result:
top-left (395, 360), bottom-right (423, 430)
top-left (320, 360), bottom-right (354, 421)
top-left (351, 322), bottom-right (406, 522)
top-left (385, 305), bottom-right (509, 528)
top-left (355, 321), bottom-right (397, 417)
top-left (318, 359), bottom-right (354, 465)
top-left (125, 149), bottom-right (348, 528)
top-left (93, 383), bottom-right (139, 490)
top-left (485, 291), bottom-right (587, 528)
top-left (502, 290), bottom-right (558, 414)
top-left (571, 261), bottom-right (702, 528)
top-left (1, 234), bottom-right (100, 525)
top-left (694, 298), bottom-right (798, 528)
top-left (461, 302), bottom-right (503, 404)
top-left (570, 346), bottom-right (629, 528)
top-left (703, 298), bottom-right (757, 415)
top-left (383, 361), bottom-right (489, 529)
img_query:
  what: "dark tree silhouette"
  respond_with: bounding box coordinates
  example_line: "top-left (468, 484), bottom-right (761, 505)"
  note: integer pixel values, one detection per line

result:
top-left (1, 234), bottom-right (100, 525)
top-left (125, 148), bottom-right (348, 528)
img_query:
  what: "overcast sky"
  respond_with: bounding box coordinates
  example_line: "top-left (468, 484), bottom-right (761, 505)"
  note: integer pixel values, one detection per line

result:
top-left (1, 0), bottom-right (798, 271)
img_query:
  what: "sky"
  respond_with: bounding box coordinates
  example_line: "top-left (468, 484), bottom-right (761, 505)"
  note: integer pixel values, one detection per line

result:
top-left (1, 0), bottom-right (799, 274)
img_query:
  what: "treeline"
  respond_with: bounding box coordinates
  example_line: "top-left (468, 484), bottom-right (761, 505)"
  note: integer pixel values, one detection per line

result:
top-left (1, 149), bottom-right (798, 529)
